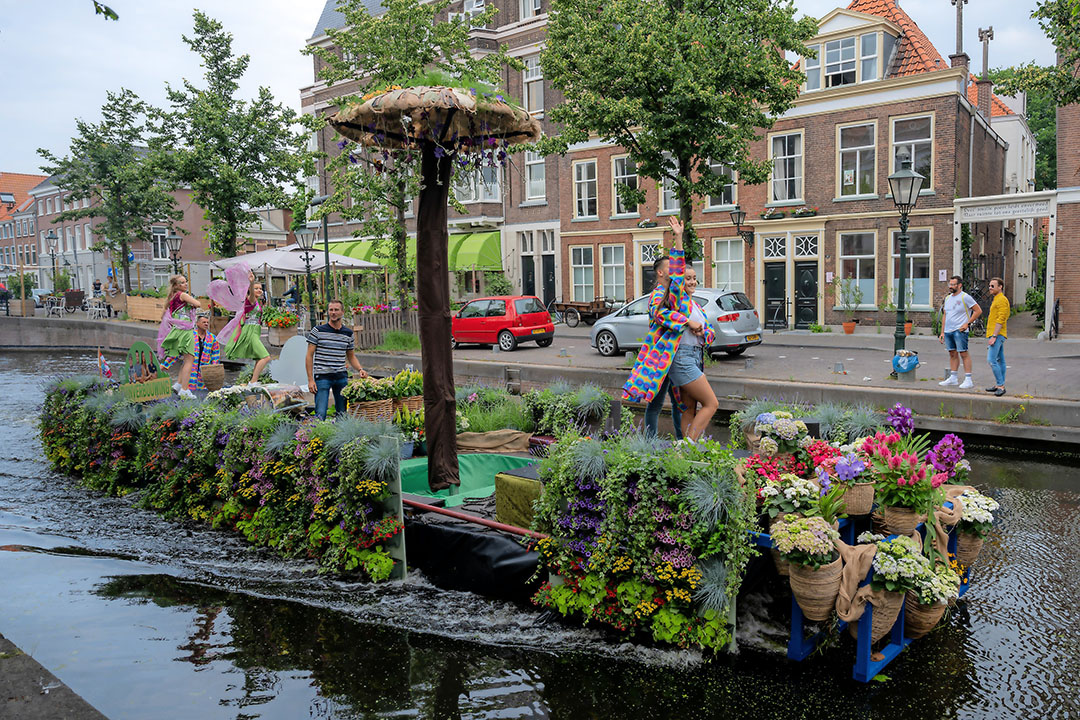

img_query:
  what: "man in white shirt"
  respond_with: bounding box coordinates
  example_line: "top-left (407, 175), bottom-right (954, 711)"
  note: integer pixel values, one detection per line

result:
top-left (938, 275), bottom-right (982, 389)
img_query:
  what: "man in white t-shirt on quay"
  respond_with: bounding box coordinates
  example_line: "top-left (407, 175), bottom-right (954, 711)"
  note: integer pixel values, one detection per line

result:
top-left (938, 275), bottom-right (983, 389)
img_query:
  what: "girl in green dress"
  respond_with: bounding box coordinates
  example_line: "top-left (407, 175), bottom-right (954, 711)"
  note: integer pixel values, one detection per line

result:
top-left (157, 274), bottom-right (201, 395)
top-left (225, 274), bottom-right (271, 383)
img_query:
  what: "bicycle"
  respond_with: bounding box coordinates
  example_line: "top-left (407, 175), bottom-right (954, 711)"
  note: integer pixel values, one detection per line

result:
top-left (545, 297), bottom-right (564, 325)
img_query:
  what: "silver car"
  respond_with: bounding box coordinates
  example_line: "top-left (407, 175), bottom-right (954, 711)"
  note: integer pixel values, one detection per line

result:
top-left (589, 288), bottom-right (762, 357)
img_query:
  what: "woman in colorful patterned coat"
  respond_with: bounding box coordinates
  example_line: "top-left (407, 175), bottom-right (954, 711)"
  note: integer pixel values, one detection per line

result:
top-left (622, 216), bottom-right (718, 440)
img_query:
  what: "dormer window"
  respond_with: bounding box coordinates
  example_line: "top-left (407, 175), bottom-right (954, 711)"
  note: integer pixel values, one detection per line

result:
top-left (860, 33), bottom-right (879, 81)
top-left (825, 37), bottom-right (856, 87)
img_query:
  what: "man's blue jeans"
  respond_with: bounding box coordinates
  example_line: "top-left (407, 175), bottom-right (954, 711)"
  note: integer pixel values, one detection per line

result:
top-left (314, 372), bottom-right (348, 420)
top-left (644, 375), bottom-right (683, 440)
top-left (987, 337), bottom-right (1007, 386)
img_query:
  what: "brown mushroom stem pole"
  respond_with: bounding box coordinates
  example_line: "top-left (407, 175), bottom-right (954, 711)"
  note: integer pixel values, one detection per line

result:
top-left (417, 142), bottom-right (459, 491)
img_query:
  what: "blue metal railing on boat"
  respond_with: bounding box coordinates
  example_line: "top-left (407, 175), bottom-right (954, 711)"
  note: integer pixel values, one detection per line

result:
top-left (746, 502), bottom-right (971, 682)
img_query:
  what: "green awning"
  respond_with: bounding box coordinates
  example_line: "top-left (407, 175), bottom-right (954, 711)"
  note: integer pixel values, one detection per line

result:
top-left (330, 238), bottom-right (417, 266)
top-left (450, 231), bottom-right (502, 271)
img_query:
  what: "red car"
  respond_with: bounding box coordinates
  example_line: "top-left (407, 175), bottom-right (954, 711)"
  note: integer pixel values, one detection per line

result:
top-left (451, 295), bottom-right (555, 351)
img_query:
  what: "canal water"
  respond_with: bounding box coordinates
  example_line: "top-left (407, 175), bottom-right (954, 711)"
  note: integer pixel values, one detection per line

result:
top-left (2, 353), bottom-right (1078, 719)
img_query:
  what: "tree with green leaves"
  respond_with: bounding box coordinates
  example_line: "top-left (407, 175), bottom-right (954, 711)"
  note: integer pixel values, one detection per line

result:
top-left (302, 0), bottom-right (518, 314)
top-left (994, 0), bottom-right (1080, 110)
top-left (990, 67), bottom-right (1057, 190)
top-left (91, 2), bottom-right (118, 20)
top-left (539, 0), bottom-right (817, 259)
top-left (38, 88), bottom-right (181, 293)
top-left (155, 11), bottom-right (315, 258)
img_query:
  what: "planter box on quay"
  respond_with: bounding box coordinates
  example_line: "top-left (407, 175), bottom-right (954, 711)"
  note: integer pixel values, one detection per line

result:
top-left (353, 311), bottom-right (420, 349)
top-left (127, 296), bottom-right (166, 322)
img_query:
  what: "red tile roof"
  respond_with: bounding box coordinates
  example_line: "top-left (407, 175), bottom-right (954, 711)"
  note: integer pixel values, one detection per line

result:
top-left (966, 75), bottom-right (1016, 117)
top-left (0, 172), bottom-right (48, 224)
top-left (846, 0), bottom-right (947, 77)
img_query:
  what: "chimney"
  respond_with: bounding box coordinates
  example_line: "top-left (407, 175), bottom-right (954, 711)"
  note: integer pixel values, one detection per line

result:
top-left (950, 0), bottom-right (969, 68)
top-left (976, 77), bottom-right (993, 118)
top-left (950, 53), bottom-right (970, 69)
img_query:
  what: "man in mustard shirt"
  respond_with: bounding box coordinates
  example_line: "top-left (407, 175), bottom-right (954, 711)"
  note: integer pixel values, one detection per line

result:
top-left (985, 277), bottom-right (1010, 396)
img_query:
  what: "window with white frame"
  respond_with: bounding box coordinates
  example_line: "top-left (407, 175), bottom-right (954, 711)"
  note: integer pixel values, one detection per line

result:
top-left (523, 56), bottom-right (544, 114)
top-left (839, 232), bottom-right (875, 306)
top-left (525, 151), bottom-right (545, 200)
top-left (612, 156), bottom-right (638, 215)
top-left (574, 160), bottom-right (598, 218)
top-left (713, 237), bottom-right (744, 292)
top-left (770, 133), bottom-right (802, 202)
top-left (520, 0), bottom-right (541, 19)
top-left (540, 229), bottom-right (555, 253)
top-left (660, 177), bottom-right (680, 213)
top-left (454, 166), bottom-right (500, 203)
top-left (803, 45), bottom-right (821, 91)
top-left (519, 230), bottom-right (534, 254)
top-left (84, 223), bottom-right (92, 249)
top-left (891, 229), bottom-right (931, 306)
top-left (839, 123), bottom-right (875, 197)
top-left (763, 235), bottom-right (786, 259)
top-left (31, 243), bottom-right (36, 264)
top-left (46, 198), bottom-right (53, 215)
top-left (74, 225), bottom-right (82, 252)
top-left (82, 197), bottom-right (89, 209)
top-left (794, 234), bottom-right (818, 257)
top-left (891, 116), bottom-right (932, 186)
top-left (571, 246), bottom-right (594, 301)
top-left (151, 227), bottom-right (169, 260)
top-left (66, 228), bottom-right (74, 253)
top-left (860, 33), bottom-right (878, 81)
top-left (824, 37), bottom-right (856, 88)
top-left (707, 161), bottom-right (736, 207)
top-left (600, 245), bottom-right (625, 301)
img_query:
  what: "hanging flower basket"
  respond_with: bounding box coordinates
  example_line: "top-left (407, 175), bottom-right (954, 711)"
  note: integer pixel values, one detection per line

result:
top-left (904, 592), bottom-right (947, 639)
top-left (849, 590), bottom-right (905, 642)
top-left (760, 209), bottom-right (786, 220)
top-left (842, 482), bottom-right (876, 516)
top-left (793, 206), bottom-right (819, 218)
top-left (956, 531), bottom-right (984, 567)
top-left (789, 556), bottom-right (843, 621)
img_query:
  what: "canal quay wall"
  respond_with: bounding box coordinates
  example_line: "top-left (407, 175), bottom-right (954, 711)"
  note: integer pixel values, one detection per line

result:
top-left (3, 315), bottom-right (1079, 450)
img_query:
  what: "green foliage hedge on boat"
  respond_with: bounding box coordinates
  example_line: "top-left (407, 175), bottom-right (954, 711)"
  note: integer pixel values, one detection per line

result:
top-left (39, 375), bottom-right (403, 581)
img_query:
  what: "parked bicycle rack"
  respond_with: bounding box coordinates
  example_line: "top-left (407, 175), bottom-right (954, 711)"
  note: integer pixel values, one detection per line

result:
top-left (748, 503), bottom-right (972, 683)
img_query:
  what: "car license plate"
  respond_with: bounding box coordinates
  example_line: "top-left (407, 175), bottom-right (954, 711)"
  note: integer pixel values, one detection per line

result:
top-left (532, 328), bottom-right (545, 334)
top-left (745, 334), bottom-right (760, 342)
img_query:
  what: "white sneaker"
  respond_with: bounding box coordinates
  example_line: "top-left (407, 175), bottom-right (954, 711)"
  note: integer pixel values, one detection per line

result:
top-left (172, 382), bottom-right (182, 393)
top-left (939, 375), bottom-right (958, 386)
top-left (959, 377), bottom-right (974, 389)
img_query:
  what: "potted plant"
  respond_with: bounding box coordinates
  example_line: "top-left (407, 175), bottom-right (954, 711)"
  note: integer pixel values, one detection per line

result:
top-left (760, 473), bottom-right (819, 575)
top-left (759, 207), bottom-right (785, 220)
top-left (851, 532), bottom-right (931, 642)
top-left (905, 562), bottom-right (961, 639)
top-left (341, 376), bottom-right (394, 420)
top-left (752, 411), bottom-right (809, 459)
top-left (262, 307), bottom-right (300, 346)
top-left (793, 205), bottom-right (819, 218)
top-left (392, 406), bottom-right (424, 458)
top-left (771, 514), bottom-right (842, 621)
top-left (862, 431), bottom-right (943, 535)
top-left (5, 272), bottom-right (37, 316)
top-left (390, 368), bottom-right (424, 413)
top-left (954, 489), bottom-right (999, 568)
top-left (825, 452), bottom-right (875, 516)
top-left (830, 277), bottom-right (864, 334)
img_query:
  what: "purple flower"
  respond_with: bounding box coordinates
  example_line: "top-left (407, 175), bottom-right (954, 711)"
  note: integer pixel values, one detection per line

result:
top-left (835, 454), bottom-right (866, 483)
top-left (886, 403), bottom-right (914, 435)
top-left (927, 433), bottom-right (964, 476)
top-left (337, 139), bottom-right (348, 150)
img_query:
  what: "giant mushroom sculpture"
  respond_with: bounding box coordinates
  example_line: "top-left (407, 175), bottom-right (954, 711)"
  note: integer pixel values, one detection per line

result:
top-left (329, 86), bottom-right (541, 491)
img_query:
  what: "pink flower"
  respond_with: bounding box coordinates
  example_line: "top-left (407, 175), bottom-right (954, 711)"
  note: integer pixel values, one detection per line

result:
top-left (888, 455), bottom-right (902, 470)
top-left (896, 476), bottom-right (907, 486)
top-left (931, 472), bottom-right (947, 488)
top-left (916, 467), bottom-right (927, 482)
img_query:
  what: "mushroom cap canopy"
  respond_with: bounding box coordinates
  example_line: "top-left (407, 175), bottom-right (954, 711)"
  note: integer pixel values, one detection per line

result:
top-left (328, 85), bottom-right (541, 151)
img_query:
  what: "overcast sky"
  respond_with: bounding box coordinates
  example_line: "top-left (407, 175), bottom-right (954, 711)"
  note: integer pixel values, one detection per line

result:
top-left (0, 0), bottom-right (1057, 175)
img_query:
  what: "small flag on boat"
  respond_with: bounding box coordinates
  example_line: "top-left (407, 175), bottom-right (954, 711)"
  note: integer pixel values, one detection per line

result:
top-left (98, 350), bottom-right (113, 379)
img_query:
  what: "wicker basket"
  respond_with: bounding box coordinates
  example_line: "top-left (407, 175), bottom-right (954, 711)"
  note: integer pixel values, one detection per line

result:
top-left (200, 363), bottom-right (225, 391)
top-left (904, 591), bottom-right (947, 639)
top-left (842, 482), bottom-right (876, 516)
top-left (882, 505), bottom-right (919, 536)
top-left (788, 555), bottom-right (842, 622)
top-left (849, 590), bottom-right (905, 642)
top-left (392, 395), bottom-right (424, 414)
top-left (769, 516), bottom-right (794, 576)
top-left (956, 532), bottom-right (984, 567)
top-left (348, 398), bottom-right (394, 421)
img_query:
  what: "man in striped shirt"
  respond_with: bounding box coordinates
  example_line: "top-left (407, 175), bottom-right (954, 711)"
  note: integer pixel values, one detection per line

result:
top-left (306, 299), bottom-right (368, 419)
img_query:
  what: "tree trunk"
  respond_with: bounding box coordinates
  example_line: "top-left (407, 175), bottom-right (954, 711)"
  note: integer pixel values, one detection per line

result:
top-left (393, 179), bottom-right (410, 320)
top-left (121, 238), bottom-right (132, 294)
top-left (417, 144), bottom-right (458, 491)
top-left (678, 157), bottom-right (697, 261)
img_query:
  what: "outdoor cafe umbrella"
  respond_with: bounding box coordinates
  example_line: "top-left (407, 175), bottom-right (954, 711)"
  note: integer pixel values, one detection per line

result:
top-left (329, 85), bottom-right (540, 491)
top-left (212, 244), bottom-right (381, 273)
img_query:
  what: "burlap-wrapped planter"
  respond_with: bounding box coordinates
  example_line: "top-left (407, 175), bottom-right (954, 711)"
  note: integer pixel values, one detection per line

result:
top-left (956, 532), bottom-right (984, 567)
top-left (882, 506), bottom-right (919, 536)
top-left (200, 363), bottom-right (225, 391)
top-left (842, 482), bottom-right (875, 516)
top-left (788, 556), bottom-right (843, 622)
top-left (744, 429), bottom-right (761, 452)
top-left (849, 590), bottom-right (905, 642)
top-left (904, 591), bottom-right (947, 639)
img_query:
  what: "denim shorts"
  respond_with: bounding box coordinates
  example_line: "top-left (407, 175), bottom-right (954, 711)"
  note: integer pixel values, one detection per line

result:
top-left (667, 342), bottom-right (704, 387)
top-left (943, 330), bottom-right (969, 352)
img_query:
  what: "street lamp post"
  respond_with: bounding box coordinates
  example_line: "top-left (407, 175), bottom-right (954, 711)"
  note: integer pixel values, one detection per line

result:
top-left (887, 155), bottom-right (926, 353)
top-left (166, 234), bottom-right (183, 274)
top-left (45, 230), bottom-right (59, 292)
top-left (728, 205), bottom-right (755, 248)
top-left (310, 195), bottom-right (332, 306)
top-left (295, 227), bottom-right (318, 329)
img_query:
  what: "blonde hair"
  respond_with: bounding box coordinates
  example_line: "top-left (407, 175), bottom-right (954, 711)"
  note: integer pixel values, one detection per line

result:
top-left (167, 274), bottom-right (186, 301)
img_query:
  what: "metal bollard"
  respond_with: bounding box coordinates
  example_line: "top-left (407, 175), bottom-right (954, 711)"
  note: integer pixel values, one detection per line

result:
top-left (834, 362), bottom-right (845, 374)
top-left (744, 357), bottom-right (754, 369)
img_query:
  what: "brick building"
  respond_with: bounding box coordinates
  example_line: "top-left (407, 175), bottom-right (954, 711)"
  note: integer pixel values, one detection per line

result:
top-left (1052, 59), bottom-right (1080, 336)
top-left (0, 172), bottom-right (47, 283)
top-left (559, 0), bottom-right (1016, 329)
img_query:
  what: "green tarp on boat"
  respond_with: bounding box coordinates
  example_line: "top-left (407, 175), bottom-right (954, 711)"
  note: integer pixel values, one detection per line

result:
top-left (399, 454), bottom-right (535, 508)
